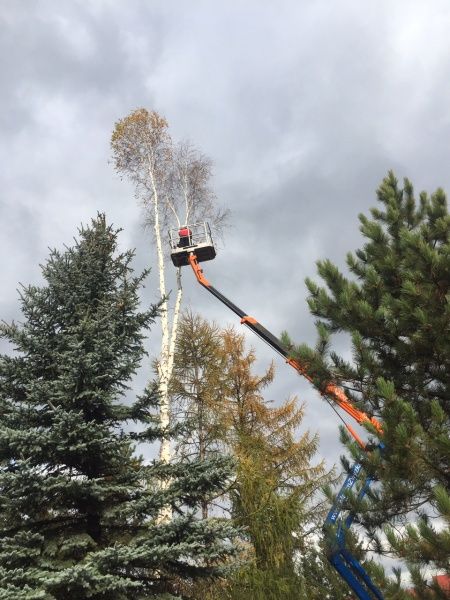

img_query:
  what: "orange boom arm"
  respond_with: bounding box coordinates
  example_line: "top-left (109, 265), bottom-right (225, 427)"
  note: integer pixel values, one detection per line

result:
top-left (188, 253), bottom-right (382, 446)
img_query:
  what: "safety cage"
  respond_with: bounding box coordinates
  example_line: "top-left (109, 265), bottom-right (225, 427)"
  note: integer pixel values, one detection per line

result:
top-left (169, 222), bottom-right (216, 267)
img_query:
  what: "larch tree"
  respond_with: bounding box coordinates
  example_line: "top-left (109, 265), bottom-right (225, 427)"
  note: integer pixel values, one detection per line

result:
top-left (217, 327), bottom-right (333, 600)
top-left (110, 109), bottom-right (228, 484)
top-left (169, 311), bottom-right (227, 519)
top-left (170, 319), bottom-right (339, 599)
top-left (284, 172), bottom-right (449, 596)
top-left (0, 215), bottom-right (238, 600)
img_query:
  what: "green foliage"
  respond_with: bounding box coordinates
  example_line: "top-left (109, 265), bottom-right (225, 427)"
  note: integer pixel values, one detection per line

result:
top-left (288, 172), bottom-right (450, 596)
top-left (170, 311), bottom-right (226, 465)
top-left (171, 321), bottom-right (344, 599)
top-left (385, 484), bottom-right (450, 574)
top-left (0, 216), bottom-right (237, 599)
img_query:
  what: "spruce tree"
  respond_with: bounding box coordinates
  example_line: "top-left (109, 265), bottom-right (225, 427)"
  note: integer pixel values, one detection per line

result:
top-left (285, 172), bottom-right (450, 594)
top-left (0, 215), bottom-right (237, 600)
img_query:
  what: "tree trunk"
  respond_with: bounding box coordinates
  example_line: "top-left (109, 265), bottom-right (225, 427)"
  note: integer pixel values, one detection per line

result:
top-left (151, 173), bottom-right (184, 523)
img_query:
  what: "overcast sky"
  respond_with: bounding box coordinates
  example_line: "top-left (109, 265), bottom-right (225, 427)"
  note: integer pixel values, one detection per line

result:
top-left (1, 0), bottom-right (450, 522)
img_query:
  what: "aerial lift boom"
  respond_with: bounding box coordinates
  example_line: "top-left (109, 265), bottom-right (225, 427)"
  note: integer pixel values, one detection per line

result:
top-left (169, 224), bottom-right (385, 600)
top-left (188, 252), bottom-right (382, 446)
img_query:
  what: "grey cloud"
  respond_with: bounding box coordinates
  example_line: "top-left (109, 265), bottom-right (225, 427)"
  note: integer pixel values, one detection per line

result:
top-left (1, 0), bottom-right (450, 489)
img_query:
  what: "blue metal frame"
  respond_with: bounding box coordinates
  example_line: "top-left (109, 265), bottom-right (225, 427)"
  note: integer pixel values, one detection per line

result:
top-left (324, 445), bottom-right (385, 600)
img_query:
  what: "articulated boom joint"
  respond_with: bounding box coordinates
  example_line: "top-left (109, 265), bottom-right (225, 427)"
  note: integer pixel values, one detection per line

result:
top-left (240, 315), bottom-right (258, 325)
top-left (188, 253), bottom-right (210, 287)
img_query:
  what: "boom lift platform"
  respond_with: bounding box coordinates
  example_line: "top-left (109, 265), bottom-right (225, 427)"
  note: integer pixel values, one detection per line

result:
top-left (169, 222), bottom-right (216, 267)
top-left (170, 223), bottom-right (385, 600)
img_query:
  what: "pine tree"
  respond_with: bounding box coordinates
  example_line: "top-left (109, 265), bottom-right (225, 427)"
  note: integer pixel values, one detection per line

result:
top-left (285, 172), bottom-right (450, 595)
top-left (0, 215), bottom-right (237, 600)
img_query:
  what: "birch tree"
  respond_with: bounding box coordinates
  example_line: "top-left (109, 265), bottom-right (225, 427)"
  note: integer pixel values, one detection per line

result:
top-left (111, 109), bottom-right (228, 480)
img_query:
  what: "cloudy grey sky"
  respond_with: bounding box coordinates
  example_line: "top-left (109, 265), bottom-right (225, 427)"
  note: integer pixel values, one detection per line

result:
top-left (1, 1), bottom-right (450, 485)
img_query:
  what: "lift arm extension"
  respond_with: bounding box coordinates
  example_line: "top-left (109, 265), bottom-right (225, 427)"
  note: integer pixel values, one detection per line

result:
top-left (188, 253), bottom-right (382, 442)
top-left (188, 252), bottom-right (385, 600)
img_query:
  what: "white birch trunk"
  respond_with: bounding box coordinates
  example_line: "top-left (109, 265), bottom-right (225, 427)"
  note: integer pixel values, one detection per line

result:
top-left (152, 188), bottom-right (170, 460)
top-left (167, 268), bottom-right (183, 382)
top-left (150, 169), bottom-right (184, 523)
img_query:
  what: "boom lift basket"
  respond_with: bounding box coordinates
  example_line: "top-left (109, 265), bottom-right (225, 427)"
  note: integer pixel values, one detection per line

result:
top-left (169, 222), bottom-right (216, 267)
